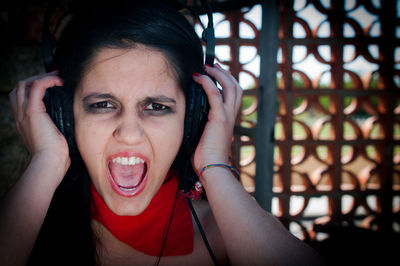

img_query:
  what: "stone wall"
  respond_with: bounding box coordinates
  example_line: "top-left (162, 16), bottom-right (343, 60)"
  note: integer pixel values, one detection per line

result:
top-left (0, 3), bottom-right (49, 197)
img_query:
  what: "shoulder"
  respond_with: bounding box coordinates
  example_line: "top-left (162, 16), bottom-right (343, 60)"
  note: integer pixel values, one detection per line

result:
top-left (190, 199), bottom-right (229, 265)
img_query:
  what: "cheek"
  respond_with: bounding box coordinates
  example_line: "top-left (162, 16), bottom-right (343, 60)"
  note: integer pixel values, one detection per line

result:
top-left (74, 117), bottom-right (110, 167)
top-left (148, 115), bottom-right (185, 164)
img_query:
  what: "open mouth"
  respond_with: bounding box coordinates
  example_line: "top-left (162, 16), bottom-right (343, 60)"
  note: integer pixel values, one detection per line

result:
top-left (108, 155), bottom-right (148, 197)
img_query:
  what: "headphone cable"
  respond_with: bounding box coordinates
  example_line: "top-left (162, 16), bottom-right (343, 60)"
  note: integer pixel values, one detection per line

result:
top-left (186, 197), bottom-right (219, 265)
top-left (183, 161), bottom-right (219, 266)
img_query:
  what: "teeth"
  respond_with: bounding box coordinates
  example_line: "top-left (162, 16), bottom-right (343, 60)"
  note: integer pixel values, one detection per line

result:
top-left (111, 156), bottom-right (145, 165)
top-left (119, 186), bottom-right (136, 191)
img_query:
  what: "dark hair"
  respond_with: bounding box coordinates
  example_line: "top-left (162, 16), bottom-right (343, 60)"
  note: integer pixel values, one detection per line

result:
top-left (28, 1), bottom-right (204, 265)
top-left (55, 0), bottom-right (203, 96)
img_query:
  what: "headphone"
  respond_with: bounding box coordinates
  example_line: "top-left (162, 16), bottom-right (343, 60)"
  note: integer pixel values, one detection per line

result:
top-left (42, 0), bottom-right (215, 187)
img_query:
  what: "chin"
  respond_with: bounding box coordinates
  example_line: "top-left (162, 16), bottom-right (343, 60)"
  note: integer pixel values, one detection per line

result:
top-left (107, 193), bottom-right (152, 216)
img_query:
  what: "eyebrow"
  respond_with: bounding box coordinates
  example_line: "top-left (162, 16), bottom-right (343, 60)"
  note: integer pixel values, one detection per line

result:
top-left (82, 93), bottom-right (117, 102)
top-left (141, 96), bottom-right (177, 104)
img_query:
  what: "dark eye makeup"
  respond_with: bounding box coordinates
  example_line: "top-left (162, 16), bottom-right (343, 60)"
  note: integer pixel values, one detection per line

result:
top-left (144, 102), bottom-right (171, 113)
top-left (82, 95), bottom-right (176, 116)
top-left (85, 101), bottom-right (116, 113)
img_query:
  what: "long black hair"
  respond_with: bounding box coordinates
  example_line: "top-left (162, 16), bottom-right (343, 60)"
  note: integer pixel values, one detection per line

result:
top-left (28, 1), bottom-right (204, 265)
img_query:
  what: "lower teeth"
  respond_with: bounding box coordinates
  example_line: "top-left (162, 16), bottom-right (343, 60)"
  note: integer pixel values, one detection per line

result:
top-left (119, 186), bottom-right (136, 191)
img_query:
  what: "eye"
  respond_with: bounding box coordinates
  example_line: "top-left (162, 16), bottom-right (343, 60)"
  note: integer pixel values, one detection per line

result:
top-left (89, 101), bottom-right (114, 109)
top-left (144, 103), bottom-right (170, 112)
top-left (87, 101), bottom-right (116, 112)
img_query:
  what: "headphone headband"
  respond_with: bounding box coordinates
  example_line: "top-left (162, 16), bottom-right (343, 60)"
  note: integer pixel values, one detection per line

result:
top-left (42, 0), bottom-right (215, 71)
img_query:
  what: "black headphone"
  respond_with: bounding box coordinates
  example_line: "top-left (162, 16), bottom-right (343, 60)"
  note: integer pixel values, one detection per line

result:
top-left (42, 0), bottom-right (215, 184)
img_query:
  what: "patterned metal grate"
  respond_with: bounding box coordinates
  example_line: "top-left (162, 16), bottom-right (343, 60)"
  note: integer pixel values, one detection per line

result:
top-left (209, 0), bottom-right (400, 241)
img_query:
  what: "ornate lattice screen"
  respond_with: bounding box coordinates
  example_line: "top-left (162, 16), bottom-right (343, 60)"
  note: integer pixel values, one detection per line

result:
top-left (195, 4), bottom-right (261, 192)
top-left (200, 0), bottom-right (400, 241)
top-left (273, 0), bottom-right (400, 240)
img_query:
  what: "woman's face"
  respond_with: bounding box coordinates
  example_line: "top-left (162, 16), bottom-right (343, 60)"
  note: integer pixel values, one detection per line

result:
top-left (73, 46), bottom-right (185, 216)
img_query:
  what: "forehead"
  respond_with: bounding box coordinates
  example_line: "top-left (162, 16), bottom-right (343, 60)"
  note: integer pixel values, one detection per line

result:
top-left (78, 46), bottom-right (180, 95)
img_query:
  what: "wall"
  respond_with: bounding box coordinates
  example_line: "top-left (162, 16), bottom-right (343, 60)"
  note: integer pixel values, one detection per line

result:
top-left (0, 3), bottom-right (48, 197)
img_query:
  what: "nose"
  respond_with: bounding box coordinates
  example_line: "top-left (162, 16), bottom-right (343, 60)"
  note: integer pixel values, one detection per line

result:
top-left (113, 115), bottom-right (145, 145)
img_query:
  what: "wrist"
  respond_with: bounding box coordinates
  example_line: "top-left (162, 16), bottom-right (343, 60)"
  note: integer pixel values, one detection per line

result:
top-left (199, 163), bottom-right (239, 187)
top-left (31, 151), bottom-right (70, 176)
top-left (19, 152), bottom-right (71, 193)
top-left (195, 157), bottom-right (229, 174)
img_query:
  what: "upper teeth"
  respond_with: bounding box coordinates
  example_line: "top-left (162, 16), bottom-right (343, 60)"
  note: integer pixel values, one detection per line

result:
top-left (111, 156), bottom-right (145, 165)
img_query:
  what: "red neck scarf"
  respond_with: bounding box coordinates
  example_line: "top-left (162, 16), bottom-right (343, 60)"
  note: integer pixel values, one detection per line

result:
top-left (91, 172), bottom-right (194, 256)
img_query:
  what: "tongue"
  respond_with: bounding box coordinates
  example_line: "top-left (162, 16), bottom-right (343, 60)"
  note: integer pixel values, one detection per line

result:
top-left (109, 162), bottom-right (146, 188)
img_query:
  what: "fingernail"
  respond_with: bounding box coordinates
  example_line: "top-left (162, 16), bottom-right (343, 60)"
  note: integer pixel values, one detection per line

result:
top-left (193, 72), bottom-right (201, 77)
top-left (204, 64), bottom-right (213, 68)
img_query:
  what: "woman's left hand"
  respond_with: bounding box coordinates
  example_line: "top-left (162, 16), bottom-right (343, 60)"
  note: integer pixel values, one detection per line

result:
top-left (192, 63), bottom-right (242, 174)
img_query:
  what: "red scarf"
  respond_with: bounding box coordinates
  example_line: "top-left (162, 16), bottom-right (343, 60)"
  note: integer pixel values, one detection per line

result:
top-left (91, 172), bottom-right (194, 256)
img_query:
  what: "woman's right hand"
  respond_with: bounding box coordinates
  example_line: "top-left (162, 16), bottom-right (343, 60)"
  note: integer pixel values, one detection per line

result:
top-left (9, 71), bottom-right (70, 175)
top-left (1, 72), bottom-right (72, 266)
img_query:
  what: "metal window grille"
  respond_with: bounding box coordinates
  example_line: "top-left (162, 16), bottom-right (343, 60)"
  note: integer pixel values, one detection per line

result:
top-left (209, 0), bottom-right (400, 241)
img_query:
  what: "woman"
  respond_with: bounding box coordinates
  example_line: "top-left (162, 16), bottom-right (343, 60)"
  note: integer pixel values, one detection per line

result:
top-left (0, 1), bottom-right (324, 265)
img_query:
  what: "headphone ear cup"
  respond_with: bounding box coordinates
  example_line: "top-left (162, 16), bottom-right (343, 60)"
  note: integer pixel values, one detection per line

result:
top-left (183, 74), bottom-right (210, 156)
top-left (43, 87), bottom-right (76, 154)
top-left (43, 86), bottom-right (80, 189)
top-left (180, 74), bottom-right (210, 191)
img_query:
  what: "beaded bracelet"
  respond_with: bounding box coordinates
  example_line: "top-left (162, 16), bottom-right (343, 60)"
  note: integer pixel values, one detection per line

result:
top-left (199, 163), bottom-right (240, 180)
top-left (184, 164), bottom-right (240, 200)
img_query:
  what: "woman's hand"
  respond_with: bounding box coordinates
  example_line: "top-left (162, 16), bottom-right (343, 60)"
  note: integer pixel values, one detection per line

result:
top-left (192, 63), bottom-right (242, 174)
top-left (1, 72), bottom-right (73, 266)
top-left (9, 71), bottom-right (70, 174)
top-left (192, 65), bottom-right (324, 266)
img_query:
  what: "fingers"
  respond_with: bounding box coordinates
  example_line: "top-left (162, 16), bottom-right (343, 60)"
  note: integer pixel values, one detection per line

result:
top-left (15, 80), bottom-right (27, 121)
top-left (9, 72), bottom-right (67, 156)
top-left (192, 72), bottom-right (226, 120)
top-left (193, 64), bottom-right (242, 123)
top-left (26, 75), bottom-right (63, 113)
top-left (10, 71), bottom-right (63, 123)
top-left (204, 64), bottom-right (242, 115)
